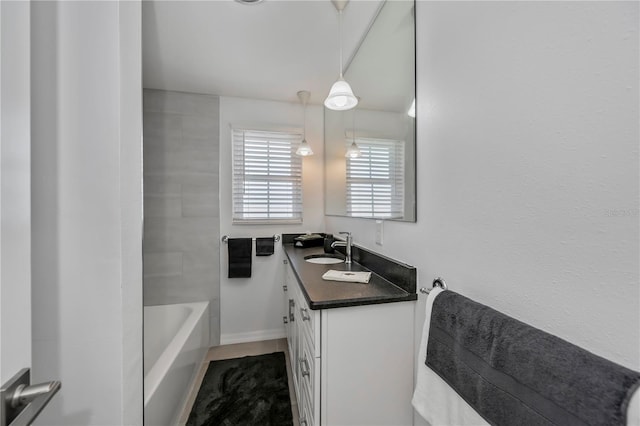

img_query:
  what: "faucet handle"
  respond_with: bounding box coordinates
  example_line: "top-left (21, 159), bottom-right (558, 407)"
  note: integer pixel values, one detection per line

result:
top-left (339, 231), bottom-right (351, 236)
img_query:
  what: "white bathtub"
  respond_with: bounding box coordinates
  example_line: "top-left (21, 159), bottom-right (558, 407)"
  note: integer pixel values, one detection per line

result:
top-left (144, 302), bottom-right (210, 426)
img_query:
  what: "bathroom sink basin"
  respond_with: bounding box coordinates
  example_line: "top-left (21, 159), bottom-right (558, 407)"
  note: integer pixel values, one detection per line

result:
top-left (304, 254), bottom-right (344, 265)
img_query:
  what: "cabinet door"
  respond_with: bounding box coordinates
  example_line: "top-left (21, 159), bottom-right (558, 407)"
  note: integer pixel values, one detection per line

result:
top-left (320, 303), bottom-right (414, 426)
top-left (282, 260), bottom-right (291, 335)
top-left (284, 262), bottom-right (299, 395)
top-left (298, 331), bottom-right (316, 425)
top-left (296, 286), bottom-right (321, 425)
top-left (285, 261), bottom-right (321, 425)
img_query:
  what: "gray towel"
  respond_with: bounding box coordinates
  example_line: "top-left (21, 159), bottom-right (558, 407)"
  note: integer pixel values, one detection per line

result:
top-left (227, 238), bottom-right (252, 278)
top-left (255, 237), bottom-right (275, 256)
top-left (427, 291), bottom-right (640, 426)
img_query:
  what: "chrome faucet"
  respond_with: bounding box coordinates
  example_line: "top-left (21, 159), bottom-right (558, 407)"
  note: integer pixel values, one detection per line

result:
top-left (331, 232), bottom-right (352, 264)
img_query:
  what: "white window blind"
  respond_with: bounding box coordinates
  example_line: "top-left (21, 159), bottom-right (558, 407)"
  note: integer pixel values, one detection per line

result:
top-left (346, 138), bottom-right (405, 219)
top-left (232, 129), bottom-right (303, 224)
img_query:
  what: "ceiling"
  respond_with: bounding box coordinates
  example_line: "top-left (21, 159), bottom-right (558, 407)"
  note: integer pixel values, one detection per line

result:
top-left (345, 0), bottom-right (414, 113)
top-left (142, 0), bottom-right (383, 106)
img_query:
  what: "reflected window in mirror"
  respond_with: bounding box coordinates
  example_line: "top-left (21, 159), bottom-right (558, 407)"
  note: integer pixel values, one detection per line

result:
top-left (346, 138), bottom-right (405, 219)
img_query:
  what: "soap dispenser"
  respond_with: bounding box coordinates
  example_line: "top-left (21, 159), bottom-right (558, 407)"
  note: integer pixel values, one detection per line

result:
top-left (324, 234), bottom-right (335, 253)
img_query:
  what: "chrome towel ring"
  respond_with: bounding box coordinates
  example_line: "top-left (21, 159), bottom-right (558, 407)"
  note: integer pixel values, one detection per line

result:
top-left (419, 277), bottom-right (448, 295)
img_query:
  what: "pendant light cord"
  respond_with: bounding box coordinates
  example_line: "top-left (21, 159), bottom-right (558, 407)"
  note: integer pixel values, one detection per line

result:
top-left (303, 100), bottom-right (307, 140)
top-left (339, 9), bottom-right (343, 78)
top-left (352, 105), bottom-right (355, 143)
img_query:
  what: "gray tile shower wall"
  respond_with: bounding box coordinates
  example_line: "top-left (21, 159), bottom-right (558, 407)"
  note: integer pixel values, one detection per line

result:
top-left (143, 89), bottom-right (221, 346)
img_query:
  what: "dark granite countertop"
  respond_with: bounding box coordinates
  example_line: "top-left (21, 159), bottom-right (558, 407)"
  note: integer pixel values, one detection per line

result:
top-left (283, 244), bottom-right (417, 310)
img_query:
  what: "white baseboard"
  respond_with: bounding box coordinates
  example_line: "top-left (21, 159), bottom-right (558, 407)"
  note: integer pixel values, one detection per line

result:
top-left (220, 328), bottom-right (286, 345)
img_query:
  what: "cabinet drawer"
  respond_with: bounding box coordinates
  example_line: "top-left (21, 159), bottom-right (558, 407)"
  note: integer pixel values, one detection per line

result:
top-left (298, 305), bottom-right (314, 345)
top-left (300, 383), bottom-right (315, 426)
top-left (299, 334), bottom-right (315, 392)
top-left (299, 337), bottom-right (315, 426)
top-left (297, 298), bottom-right (315, 332)
top-left (296, 292), bottom-right (319, 356)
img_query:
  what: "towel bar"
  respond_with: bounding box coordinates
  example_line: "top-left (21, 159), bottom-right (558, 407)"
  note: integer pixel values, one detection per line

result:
top-left (420, 277), bottom-right (447, 295)
top-left (221, 234), bottom-right (280, 243)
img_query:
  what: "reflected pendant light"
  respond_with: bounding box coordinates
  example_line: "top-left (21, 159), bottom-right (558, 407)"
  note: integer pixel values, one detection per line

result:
top-left (345, 140), bottom-right (361, 158)
top-left (345, 102), bottom-right (361, 158)
top-left (296, 90), bottom-right (314, 156)
top-left (408, 98), bottom-right (416, 118)
top-left (324, 0), bottom-right (358, 111)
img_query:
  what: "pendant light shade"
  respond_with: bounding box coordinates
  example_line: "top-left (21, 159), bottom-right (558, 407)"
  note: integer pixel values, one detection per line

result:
top-left (325, 78), bottom-right (358, 111)
top-left (296, 90), bottom-right (314, 157)
top-left (296, 139), bottom-right (313, 156)
top-left (325, 2), bottom-right (358, 111)
top-left (408, 98), bottom-right (416, 118)
top-left (345, 140), bottom-right (361, 158)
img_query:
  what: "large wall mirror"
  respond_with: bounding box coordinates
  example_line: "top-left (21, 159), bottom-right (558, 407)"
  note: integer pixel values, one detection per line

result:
top-left (324, 0), bottom-right (416, 222)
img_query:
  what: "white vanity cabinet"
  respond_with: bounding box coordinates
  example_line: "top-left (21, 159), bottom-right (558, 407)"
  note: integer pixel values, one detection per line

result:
top-left (282, 267), bottom-right (297, 387)
top-left (284, 260), bottom-right (320, 426)
top-left (283, 259), bottom-right (415, 426)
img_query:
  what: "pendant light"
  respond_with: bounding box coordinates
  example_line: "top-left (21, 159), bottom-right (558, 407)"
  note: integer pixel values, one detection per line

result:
top-left (408, 98), bottom-right (416, 118)
top-left (324, 0), bottom-right (358, 111)
top-left (345, 100), bottom-right (361, 158)
top-left (345, 139), bottom-right (361, 158)
top-left (296, 90), bottom-right (314, 156)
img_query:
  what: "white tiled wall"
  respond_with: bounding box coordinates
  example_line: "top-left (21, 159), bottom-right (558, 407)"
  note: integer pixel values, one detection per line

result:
top-left (143, 89), bottom-right (221, 345)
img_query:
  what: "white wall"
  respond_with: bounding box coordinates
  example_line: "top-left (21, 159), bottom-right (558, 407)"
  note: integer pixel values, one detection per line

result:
top-left (118, 2), bottom-right (144, 423)
top-left (31, 2), bottom-right (143, 425)
top-left (219, 96), bottom-right (324, 343)
top-left (0, 0), bottom-right (32, 383)
top-left (326, 0), bottom-right (639, 385)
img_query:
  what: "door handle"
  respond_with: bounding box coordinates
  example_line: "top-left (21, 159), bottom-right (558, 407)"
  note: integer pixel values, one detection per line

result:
top-left (289, 299), bottom-right (295, 322)
top-left (300, 308), bottom-right (310, 322)
top-left (300, 357), bottom-right (310, 377)
top-left (1, 368), bottom-right (61, 426)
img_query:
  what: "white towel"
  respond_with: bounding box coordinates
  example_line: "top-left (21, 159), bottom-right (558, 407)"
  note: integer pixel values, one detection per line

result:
top-left (321, 270), bottom-right (371, 284)
top-left (629, 388), bottom-right (640, 425)
top-left (411, 287), bottom-right (489, 426)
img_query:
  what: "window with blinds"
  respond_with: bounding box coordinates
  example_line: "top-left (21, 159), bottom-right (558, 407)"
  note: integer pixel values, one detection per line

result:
top-left (232, 129), bottom-right (303, 224)
top-left (346, 138), bottom-right (405, 219)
